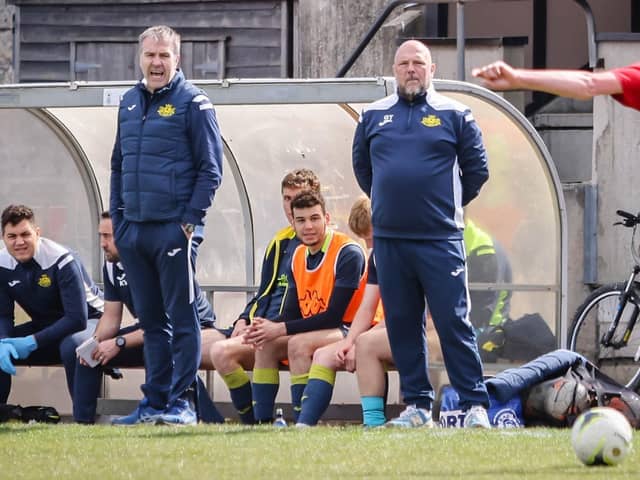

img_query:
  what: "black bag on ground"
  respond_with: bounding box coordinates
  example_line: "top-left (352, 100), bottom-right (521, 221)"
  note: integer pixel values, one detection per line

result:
top-left (589, 366), bottom-right (640, 428)
top-left (501, 313), bottom-right (557, 362)
top-left (0, 403), bottom-right (23, 422)
top-left (0, 404), bottom-right (60, 423)
top-left (20, 406), bottom-right (60, 424)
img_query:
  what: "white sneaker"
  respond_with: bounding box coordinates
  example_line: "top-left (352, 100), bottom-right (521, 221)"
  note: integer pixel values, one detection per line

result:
top-left (385, 405), bottom-right (433, 428)
top-left (463, 405), bottom-right (491, 429)
top-left (273, 408), bottom-right (287, 427)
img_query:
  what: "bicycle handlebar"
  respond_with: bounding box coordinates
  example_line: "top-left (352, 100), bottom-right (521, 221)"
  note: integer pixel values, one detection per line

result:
top-left (615, 210), bottom-right (640, 227)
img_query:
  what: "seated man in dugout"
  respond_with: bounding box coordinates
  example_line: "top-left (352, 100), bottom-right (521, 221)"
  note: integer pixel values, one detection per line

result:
top-left (206, 168), bottom-right (321, 424)
top-left (242, 190), bottom-right (367, 424)
top-left (295, 196), bottom-right (380, 426)
top-left (296, 197), bottom-right (443, 427)
top-left (0, 204), bottom-right (103, 406)
top-left (72, 211), bottom-right (223, 424)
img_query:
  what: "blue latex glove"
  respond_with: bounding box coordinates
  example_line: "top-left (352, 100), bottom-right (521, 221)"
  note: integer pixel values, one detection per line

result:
top-left (0, 342), bottom-right (18, 375)
top-left (0, 335), bottom-right (37, 359)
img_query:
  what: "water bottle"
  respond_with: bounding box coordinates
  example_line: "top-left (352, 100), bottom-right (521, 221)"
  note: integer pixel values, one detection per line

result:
top-left (273, 408), bottom-right (287, 427)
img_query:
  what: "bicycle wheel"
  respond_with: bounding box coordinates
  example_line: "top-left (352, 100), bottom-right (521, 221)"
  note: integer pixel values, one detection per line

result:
top-left (569, 283), bottom-right (640, 388)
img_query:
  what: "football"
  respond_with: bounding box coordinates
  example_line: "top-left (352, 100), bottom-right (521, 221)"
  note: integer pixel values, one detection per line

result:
top-left (571, 407), bottom-right (633, 466)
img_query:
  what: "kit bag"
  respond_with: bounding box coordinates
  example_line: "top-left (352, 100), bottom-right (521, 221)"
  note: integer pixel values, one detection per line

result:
top-left (523, 362), bottom-right (640, 428)
top-left (437, 384), bottom-right (524, 428)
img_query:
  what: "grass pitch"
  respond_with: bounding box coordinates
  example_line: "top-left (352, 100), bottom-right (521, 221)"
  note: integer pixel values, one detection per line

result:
top-left (1, 423), bottom-right (638, 479)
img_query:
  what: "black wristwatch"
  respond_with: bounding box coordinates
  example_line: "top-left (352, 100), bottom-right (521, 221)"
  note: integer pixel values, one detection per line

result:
top-left (183, 223), bottom-right (196, 234)
top-left (115, 336), bottom-right (126, 349)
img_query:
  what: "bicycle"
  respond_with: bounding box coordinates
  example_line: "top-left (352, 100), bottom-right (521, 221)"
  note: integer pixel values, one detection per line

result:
top-left (569, 209), bottom-right (640, 392)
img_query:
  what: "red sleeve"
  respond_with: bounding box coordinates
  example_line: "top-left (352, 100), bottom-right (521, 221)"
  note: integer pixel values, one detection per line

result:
top-left (611, 63), bottom-right (640, 111)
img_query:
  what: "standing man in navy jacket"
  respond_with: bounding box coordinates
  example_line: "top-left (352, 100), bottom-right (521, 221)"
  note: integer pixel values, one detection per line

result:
top-left (110, 25), bottom-right (223, 425)
top-left (352, 40), bottom-right (491, 428)
top-left (0, 204), bottom-right (103, 404)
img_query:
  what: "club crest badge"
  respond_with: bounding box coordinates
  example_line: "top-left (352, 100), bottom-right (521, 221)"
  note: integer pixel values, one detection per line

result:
top-left (38, 274), bottom-right (52, 288)
top-left (421, 115), bottom-right (441, 127)
top-left (158, 104), bottom-right (176, 117)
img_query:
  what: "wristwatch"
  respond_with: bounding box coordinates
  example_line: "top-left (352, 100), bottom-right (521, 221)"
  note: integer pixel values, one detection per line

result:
top-left (183, 223), bottom-right (196, 234)
top-left (115, 336), bottom-right (126, 349)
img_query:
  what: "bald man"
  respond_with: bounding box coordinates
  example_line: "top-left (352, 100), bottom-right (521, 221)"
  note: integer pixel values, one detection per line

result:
top-left (472, 61), bottom-right (640, 111)
top-left (352, 40), bottom-right (491, 428)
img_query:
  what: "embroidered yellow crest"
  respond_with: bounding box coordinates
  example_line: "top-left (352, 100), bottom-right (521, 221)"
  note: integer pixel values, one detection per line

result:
top-left (38, 274), bottom-right (52, 288)
top-left (158, 104), bottom-right (176, 117)
top-left (421, 115), bottom-right (441, 127)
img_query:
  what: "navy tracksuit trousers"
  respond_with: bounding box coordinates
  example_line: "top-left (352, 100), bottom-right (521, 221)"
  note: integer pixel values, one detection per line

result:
top-left (0, 319), bottom-right (97, 404)
top-left (374, 237), bottom-right (489, 410)
top-left (115, 220), bottom-right (200, 410)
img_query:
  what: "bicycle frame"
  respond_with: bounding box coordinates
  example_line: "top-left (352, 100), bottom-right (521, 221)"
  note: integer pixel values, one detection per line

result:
top-left (608, 213), bottom-right (640, 391)
top-left (569, 210), bottom-right (640, 392)
top-left (601, 265), bottom-right (640, 349)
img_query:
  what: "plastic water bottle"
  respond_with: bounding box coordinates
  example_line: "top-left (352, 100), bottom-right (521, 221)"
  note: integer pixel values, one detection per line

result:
top-left (273, 408), bottom-right (287, 427)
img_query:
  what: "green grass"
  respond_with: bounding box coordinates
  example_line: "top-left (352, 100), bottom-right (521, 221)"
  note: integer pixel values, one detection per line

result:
top-left (1, 424), bottom-right (638, 479)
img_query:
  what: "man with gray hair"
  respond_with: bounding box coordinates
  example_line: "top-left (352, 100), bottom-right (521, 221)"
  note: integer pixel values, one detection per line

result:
top-left (109, 25), bottom-right (223, 425)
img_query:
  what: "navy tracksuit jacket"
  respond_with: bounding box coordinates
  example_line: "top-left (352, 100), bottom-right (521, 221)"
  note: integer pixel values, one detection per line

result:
top-left (0, 237), bottom-right (103, 402)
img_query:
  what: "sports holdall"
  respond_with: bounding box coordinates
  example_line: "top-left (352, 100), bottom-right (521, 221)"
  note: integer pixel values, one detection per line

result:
top-left (523, 361), bottom-right (640, 428)
top-left (0, 404), bottom-right (60, 423)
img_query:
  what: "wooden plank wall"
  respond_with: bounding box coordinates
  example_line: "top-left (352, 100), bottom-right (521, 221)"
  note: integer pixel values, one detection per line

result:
top-left (13, 1), bottom-right (285, 82)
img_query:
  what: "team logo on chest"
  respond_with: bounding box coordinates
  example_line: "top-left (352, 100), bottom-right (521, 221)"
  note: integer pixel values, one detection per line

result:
top-left (158, 104), bottom-right (176, 117)
top-left (299, 289), bottom-right (327, 316)
top-left (421, 114), bottom-right (441, 127)
top-left (38, 274), bottom-right (52, 288)
top-left (116, 273), bottom-right (128, 287)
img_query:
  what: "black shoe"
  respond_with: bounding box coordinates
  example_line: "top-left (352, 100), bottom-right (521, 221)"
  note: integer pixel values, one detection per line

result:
top-left (103, 367), bottom-right (123, 380)
top-left (21, 406), bottom-right (60, 424)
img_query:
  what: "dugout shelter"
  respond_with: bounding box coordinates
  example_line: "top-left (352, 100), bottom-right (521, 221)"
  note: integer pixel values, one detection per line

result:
top-left (0, 77), bottom-right (566, 415)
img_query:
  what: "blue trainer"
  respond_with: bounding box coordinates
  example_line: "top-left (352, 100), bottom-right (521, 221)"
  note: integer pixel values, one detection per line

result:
top-left (157, 398), bottom-right (198, 426)
top-left (385, 405), bottom-right (433, 428)
top-left (111, 398), bottom-right (164, 426)
top-left (463, 405), bottom-right (491, 429)
top-left (273, 418), bottom-right (288, 427)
